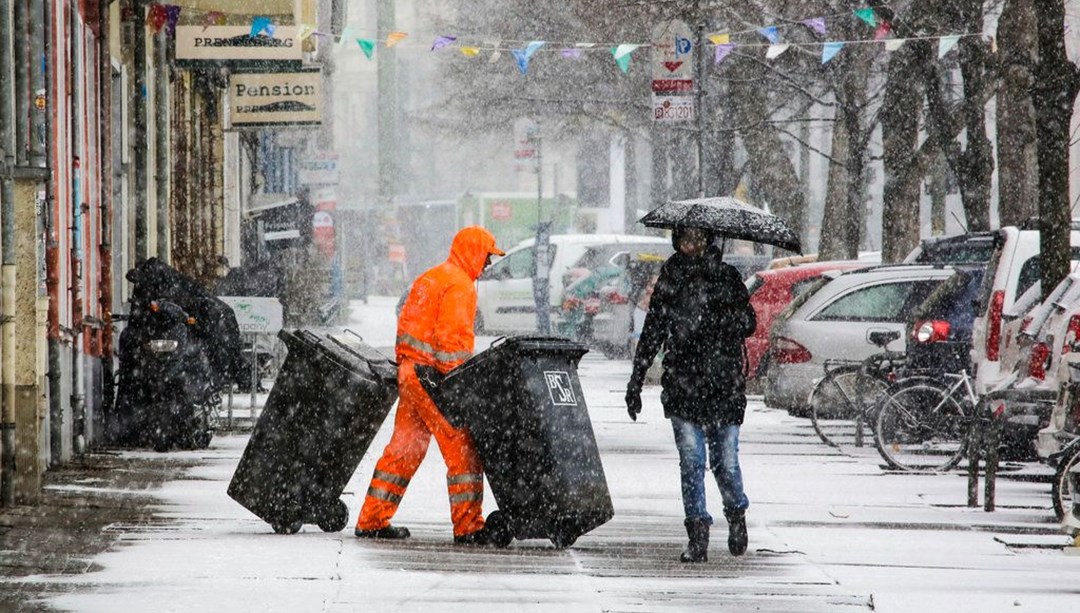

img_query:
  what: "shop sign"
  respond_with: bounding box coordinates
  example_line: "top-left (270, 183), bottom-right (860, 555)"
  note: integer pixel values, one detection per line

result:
top-left (228, 70), bottom-right (322, 127)
top-left (176, 25), bottom-right (302, 62)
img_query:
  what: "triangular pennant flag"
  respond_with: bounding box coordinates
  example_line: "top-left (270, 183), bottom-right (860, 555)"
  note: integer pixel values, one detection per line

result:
top-left (802, 17), bottom-right (826, 35)
top-left (714, 43), bottom-right (735, 64)
top-left (251, 16), bottom-right (272, 38)
top-left (609, 47), bottom-right (632, 73)
top-left (202, 11), bottom-right (226, 31)
top-left (561, 48), bottom-right (583, 60)
top-left (357, 38), bottom-right (375, 59)
top-left (385, 31), bottom-right (408, 47)
top-left (511, 49), bottom-right (530, 74)
top-left (874, 22), bottom-right (891, 40)
top-left (765, 43), bottom-right (790, 60)
top-left (525, 41), bottom-right (545, 59)
top-left (612, 44), bottom-right (640, 60)
top-left (146, 4), bottom-right (168, 34)
top-left (487, 41), bottom-right (502, 63)
top-left (821, 41), bottom-right (844, 63)
top-left (708, 33), bottom-right (730, 45)
top-left (298, 24), bottom-right (315, 41)
top-left (884, 38), bottom-right (905, 51)
top-left (758, 26), bottom-right (780, 44)
top-left (937, 35), bottom-right (960, 58)
top-left (164, 5), bottom-right (181, 36)
top-left (264, 23), bottom-right (277, 37)
top-left (853, 8), bottom-right (876, 27)
top-left (338, 26), bottom-right (355, 46)
top-left (431, 35), bottom-right (457, 51)
top-left (460, 46), bottom-right (481, 57)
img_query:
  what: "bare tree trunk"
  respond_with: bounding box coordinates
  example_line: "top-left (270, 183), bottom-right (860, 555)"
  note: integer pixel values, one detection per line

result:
top-left (954, 0), bottom-right (993, 231)
top-left (726, 58), bottom-right (807, 254)
top-left (1033, 0), bottom-right (1080, 298)
top-left (819, 106), bottom-right (850, 259)
top-left (995, 0), bottom-right (1039, 226)
top-left (881, 38), bottom-right (930, 262)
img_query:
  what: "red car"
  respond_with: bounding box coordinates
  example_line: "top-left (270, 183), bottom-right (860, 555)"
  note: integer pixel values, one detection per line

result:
top-left (745, 261), bottom-right (869, 382)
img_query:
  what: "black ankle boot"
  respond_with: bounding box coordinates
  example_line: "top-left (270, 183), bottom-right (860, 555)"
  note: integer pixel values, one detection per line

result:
top-left (354, 525), bottom-right (411, 539)
top-left (680, 518), bottom-right (711, 563)
top-left (726, 510), bottom-right (747, 556)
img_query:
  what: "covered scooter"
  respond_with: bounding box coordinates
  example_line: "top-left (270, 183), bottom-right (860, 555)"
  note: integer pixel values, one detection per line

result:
top-left (109, 258), bottom-right (242, 451)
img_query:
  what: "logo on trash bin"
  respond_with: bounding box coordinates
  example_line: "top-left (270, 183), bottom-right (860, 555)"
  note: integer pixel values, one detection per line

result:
top-left (544, 371), bottom-right (577, 406)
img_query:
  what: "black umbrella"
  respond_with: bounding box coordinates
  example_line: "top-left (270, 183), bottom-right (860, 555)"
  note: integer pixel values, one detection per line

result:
top-left (638, 196), bottom-right (802, 254)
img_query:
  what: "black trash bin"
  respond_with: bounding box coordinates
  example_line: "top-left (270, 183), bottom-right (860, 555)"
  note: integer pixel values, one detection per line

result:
top-left (227, 330), bottom-right (397, 534)
top-left (435, 336), bottom-right (613, 548)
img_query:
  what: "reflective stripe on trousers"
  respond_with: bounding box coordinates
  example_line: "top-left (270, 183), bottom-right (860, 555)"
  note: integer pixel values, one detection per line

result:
top-left (356, 361), bottom-right (486, 537)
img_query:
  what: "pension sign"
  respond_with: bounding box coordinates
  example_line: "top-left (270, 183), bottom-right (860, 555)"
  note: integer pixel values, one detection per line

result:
top-left (228, 70), bottom-right (322, 127)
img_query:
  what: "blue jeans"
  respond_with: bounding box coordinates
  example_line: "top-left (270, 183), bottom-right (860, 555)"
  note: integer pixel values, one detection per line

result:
top-left (671, 416), bottom-right (749, 523)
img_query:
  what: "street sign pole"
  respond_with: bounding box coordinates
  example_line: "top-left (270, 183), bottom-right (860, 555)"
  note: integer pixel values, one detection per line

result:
top-left (696, 22), bottom-right (706, 199)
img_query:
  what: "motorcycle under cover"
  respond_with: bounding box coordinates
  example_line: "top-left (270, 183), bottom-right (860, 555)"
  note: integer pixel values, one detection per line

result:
top-left (126, 257), bottom-right (243, 384)
top-left (227, 330), bottom-right (398, 528)
top-left (435, 336), bottom-right (613, 542)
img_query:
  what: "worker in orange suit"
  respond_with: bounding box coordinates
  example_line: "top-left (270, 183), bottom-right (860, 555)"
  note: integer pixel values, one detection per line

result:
top-left (355, 226), bottom-right (505, 545)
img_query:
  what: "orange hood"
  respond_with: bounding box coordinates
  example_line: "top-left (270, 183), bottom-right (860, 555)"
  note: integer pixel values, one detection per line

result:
top-left (448, 226), bottom-right (504, 280)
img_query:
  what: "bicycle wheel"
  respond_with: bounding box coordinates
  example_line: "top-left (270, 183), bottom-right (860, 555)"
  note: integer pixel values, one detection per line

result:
top-left (808, 367), bottom-right (887, 450)
top-left (875, 379), bottom-right (967, 471)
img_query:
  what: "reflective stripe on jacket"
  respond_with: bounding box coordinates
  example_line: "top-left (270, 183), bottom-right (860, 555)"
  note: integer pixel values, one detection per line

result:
top-left (396, 226), bottom-right (501, 373)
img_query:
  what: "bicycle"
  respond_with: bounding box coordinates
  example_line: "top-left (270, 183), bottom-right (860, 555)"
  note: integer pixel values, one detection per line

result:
top-left (807, 331), bottom-right (905, 451)
top-left (874, 369), bottom-right (975, 471)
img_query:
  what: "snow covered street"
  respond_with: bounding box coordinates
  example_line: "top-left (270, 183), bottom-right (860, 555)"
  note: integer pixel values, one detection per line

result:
top-left (8, 298), bottom-right (1080, 612)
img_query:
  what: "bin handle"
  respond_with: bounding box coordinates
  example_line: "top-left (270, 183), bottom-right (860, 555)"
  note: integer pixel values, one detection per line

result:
top-left (343, 328), bottom-right (365, 342)
top-left (490, 336), bottom-right (508, 349)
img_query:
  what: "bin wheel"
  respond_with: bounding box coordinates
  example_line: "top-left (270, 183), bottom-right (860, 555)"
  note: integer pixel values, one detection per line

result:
top-left (272, 520), bottom-right (303, 535)
top-left (317, 500), bottom-right (350, 533)
top-left (550, 531), bottom-right (577, 549)
top-left (485, 510), bottom-right (514, 548)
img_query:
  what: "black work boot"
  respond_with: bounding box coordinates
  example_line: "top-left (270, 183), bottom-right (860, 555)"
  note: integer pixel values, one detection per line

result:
top-left (453, 525), bottom-right (497, 547)
top-left (680, 518), bottom-right (711, 563)
top-left (726, 509), bottom-right (748, 556)
top-left (354, 525), bottom-right (411, 539)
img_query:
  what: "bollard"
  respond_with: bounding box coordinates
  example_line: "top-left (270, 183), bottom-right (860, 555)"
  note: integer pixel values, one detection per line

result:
top-left (983, 419), bottom-right (1000, 512)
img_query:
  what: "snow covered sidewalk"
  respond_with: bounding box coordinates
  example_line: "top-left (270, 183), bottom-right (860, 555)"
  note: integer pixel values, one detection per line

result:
top-left (10, 298), bottom-right (1080, 612)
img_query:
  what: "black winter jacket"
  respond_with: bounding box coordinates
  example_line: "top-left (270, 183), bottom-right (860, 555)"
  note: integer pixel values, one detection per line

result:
top-left (627, 245), bottom-right (757, 426)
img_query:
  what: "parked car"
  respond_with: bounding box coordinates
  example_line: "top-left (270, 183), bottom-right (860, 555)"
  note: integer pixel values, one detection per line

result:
top-left (947, 224), bottom-right (1080, 395)
top-left (983, 274), bottom-right (1080, 461)
top-left (744, 260), bottom-right (871, 383)
top-left (571, 253), bottom-right (667, 359)
top-left (475, 234), bottom-right (670, 334)
top-left (561, 240), bottom-right (673, 291)
top-left (904, 265), bottom-right (986, 375)
top-left (764, 264), bottom-right (956, 413)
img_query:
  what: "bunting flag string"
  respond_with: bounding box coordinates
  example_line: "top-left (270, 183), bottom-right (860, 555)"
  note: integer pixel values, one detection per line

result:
top-left (137, 2), bottom-right (991, 78)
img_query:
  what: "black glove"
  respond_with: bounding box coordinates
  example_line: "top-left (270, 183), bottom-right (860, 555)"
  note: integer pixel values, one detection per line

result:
top-left (625, 387), bottom-right (642, 421)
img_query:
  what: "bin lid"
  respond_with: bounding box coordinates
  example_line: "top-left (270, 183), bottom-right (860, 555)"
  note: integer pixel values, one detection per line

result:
top-left (446, 335), bottom-right (587, 383)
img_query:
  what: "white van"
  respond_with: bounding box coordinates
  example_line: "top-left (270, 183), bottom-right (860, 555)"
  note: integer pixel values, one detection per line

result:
top-left (476, 234), bottom-right (669, 334)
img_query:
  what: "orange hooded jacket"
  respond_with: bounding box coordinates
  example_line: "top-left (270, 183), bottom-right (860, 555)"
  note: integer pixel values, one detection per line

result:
top-left (395, 226), bottom-right (504, 373)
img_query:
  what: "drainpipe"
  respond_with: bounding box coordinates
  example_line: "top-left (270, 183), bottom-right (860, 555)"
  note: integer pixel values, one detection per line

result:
top-left (44, 0), bottom-right (61, 464)
top-left (1, 0), bottom-right (17, 507)
top-left (69, 11), bottom-right (84, 453)
top-left (132, 0), bottom-right (147, 262)
top-left (99, 0), bottom-right (114, 429)
top-left (154, 27), bottom-right (168, 260)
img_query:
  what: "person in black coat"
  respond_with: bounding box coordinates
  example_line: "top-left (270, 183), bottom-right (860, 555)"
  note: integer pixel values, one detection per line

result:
top-left (625, 227), bottom-right (756, 562)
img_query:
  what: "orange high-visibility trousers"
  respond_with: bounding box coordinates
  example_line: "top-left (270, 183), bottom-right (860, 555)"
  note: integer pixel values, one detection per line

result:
top-left (356, 361), bottom-right (485, 537)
